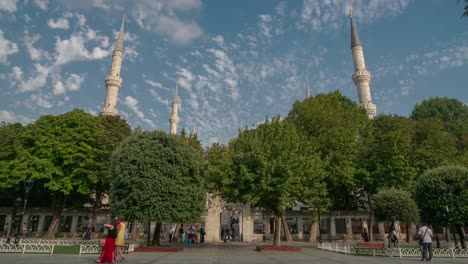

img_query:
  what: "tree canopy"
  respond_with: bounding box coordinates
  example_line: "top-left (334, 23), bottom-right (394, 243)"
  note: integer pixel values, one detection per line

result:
top-left (110, 130), bottom-right (206, 225)
top-left (287, 91), bottom-right (368, 210)
top-left (373, 188), bottom-right (419, 224)
top-left (225, 116), bottom-right (325, 245)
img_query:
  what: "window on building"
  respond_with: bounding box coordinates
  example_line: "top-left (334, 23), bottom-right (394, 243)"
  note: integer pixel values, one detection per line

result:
top-left (60, 216), bottom-right (72, 232)
top-left (28, 215), bottom-right (40, 232)
top-left (320, 218), bottom-right (329, 233)
top-left (253, 212), bottom-right (263, 234)
top-left (351, 218), bottom-right (362, 234)
top-left (335, 218), bottom-right (346, 235)
top-left (0, 215), bottom-right (6, 231)
top-left (77, 216), bottom-right (90, 232)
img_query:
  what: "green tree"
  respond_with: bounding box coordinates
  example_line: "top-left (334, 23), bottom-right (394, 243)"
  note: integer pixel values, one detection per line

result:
top-left (89, 115), bottom-right (131, 229)
top-left (11, 110), bottom-right (105, 238)
top-left (205, 143), bottom-right (231, 193)
top-left (0, 122), bottom-right (24, 190)
top-left (225, 116), bottom-right (325, 246)
top-left (414, 165), bottom-right (468, 248)
top-left (357, 115), bottom-right (417, 241)
top-left (373, 188), bottom-right (419, 246)
top-left (411, 118), bottom-right (458, 175)
top-left (411, 97), bottom-right (468, 167)
top-left (110, 130), bottom-right (206, 246)
top-left (287, 91), bottom-right (369, 211)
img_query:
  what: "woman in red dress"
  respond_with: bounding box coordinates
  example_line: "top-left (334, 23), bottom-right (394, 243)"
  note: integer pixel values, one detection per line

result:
top-left (97, 218), bottom-right (119, 263)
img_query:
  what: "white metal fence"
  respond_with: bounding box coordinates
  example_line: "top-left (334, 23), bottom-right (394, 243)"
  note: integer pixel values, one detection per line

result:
top-left (0, 243), bottom-right (55, 254)
top-left (0, 238), bottom-right (98, 245)
top-left (318, 242), bottom-right (468, 258)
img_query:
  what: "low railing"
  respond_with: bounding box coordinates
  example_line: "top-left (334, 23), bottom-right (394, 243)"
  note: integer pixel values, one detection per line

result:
top-left (0, 243), bottom-right (54, 254)
top-left (319, 242), bottom-right (468, 258)
top-left (0, 238), bottom-right (98, 245)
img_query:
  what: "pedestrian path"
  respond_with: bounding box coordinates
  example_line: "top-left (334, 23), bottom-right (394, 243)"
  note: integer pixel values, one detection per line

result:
top-left (1, 244), bottom-right (467, 264)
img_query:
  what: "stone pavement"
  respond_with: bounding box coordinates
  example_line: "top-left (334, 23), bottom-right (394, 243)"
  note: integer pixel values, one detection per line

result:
top-left (1, 243), bottom-right (466, 264)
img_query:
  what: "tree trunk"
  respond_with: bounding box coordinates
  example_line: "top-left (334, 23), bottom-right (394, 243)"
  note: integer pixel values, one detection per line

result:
top-left (90, 188), bottom-right (102, 235)
top-left (281, 216), bottom-right (293, 242)
top-left (328, 210), bottom-right (333, 242)
top-left (406, 223), bottom-right (410, 243)
top-left (309, 223), bottom-right (318, 243)
top-left (367, 195), bottom-right (374, 242)
top-left (455, 224), bottom-right (466, 249)
top-left (317, 207), bottom-right (322, 243)
top-left (152, 222), bottom-right (162, 246)
top-left (146, 221), bottom-right (151, 246)
top-left (130, 221), bottom-right (138, 241)
top-left (435, 229), bottom-right (440, 248)
top-left (445, 227), bottom-right (449, 242)
top-left (5, 205), bottom-right (18, 241)
top-left (273, 216), bottom-right (281, 246)
top-left (43, 194), bottom-right (66, 239)
top-left (388, 222), bottom-right (394, 248)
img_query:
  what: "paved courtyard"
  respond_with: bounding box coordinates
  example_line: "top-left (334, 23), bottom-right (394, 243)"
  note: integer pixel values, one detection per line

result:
top-left (1, 243), bottom-right (466, 264)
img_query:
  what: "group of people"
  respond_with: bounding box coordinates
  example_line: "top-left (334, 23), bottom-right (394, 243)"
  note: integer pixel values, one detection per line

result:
top-left (96, 216), bottom-right (127, 264)
top-left (361, 223), bottom-right (434, 261)
top-left (173, 224), bottom-right (205, 244)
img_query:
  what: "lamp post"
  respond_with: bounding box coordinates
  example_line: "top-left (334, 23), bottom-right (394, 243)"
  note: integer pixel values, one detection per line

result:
top-left (14, 178), bottom-right (34, 244)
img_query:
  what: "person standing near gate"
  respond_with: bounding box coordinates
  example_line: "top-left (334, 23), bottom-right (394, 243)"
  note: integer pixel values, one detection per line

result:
top-left (418, 223), bottom-right (433, 261)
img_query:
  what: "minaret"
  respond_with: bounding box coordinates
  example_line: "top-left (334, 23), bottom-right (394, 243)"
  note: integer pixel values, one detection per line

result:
top-left (349, 9), bottom-right (377, 119)
top-left (305, 74), bottom-right (311, 99)
top-left (100, 15), bottom-right (126, 116)
top-left (169, 80), bottom-right (180, 135)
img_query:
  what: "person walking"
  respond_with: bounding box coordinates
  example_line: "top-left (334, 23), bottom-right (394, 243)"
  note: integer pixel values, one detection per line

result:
top-left (362, 228), bottom-right (369, 242)
top-left (96, 218), bottom-right (118, 263)
top-left (418, 223), bottom-right (433, 261)
top-left (168, 228), bottom-right (173, 243)
top-left (199, 226), bottom-right (205, 243)
top-left (178, 225), bottom-right (184, 244)
top-left (114, 217), bottom-right (126, 262)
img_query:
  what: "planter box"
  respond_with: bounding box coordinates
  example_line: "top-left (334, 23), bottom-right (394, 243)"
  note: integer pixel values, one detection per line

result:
top-left (256, 246), bottom-right (303, 252)
top-left (133, 246), bottom-right (184, 252)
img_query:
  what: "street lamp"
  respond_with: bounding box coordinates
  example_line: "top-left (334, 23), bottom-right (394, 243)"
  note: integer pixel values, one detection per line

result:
top-left (22, 178), bottom-right (34, 213)
top-left (14, 178), bottom-right (34, 244)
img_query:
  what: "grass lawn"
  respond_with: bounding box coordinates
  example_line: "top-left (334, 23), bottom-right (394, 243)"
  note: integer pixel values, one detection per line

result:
top-left (52, 245), bottom-right (81, 254)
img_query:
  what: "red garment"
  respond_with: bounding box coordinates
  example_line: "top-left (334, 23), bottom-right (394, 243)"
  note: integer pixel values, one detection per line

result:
top-left (98, 237), bottom-right (116, 263)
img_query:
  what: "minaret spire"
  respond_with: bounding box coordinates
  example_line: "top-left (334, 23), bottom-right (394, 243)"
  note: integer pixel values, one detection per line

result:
top-left (349, 10), bottom-right (376, 119)
top-left (100, 15), bottom-right (126, 116)
top-left (169, 79), bottom-right (180, 135)
top-left (305, 73), bottom-right (310, 99)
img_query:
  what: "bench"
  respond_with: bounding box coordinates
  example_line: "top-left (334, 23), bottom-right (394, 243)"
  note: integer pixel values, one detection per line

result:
top-left (354, 242), bottom-right (386, 256)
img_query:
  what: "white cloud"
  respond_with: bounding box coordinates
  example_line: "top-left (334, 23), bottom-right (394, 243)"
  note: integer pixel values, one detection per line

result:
top-left (149, 89), bottom-right (170, 106)
top-left (0, 29), bottom-right (19, 64)
top-left (0, 110), bottom-right (32, 124)
top-left (0, 0), bottom-right (17, 12)
top-left (52, 73), bottom-right (85, 95)
top-left (145, 80), bottom-right (163, 88)
top-left (27, 93), bottom-right (53, 109)
top-left (24, 31), bottom-right (51, 62)
top-left (48, 18), bottom-right (70, 30)
top-left (33, 0), bottom-right (48, 10)
top-left (258, 15), bottom-right (273, 39)
top-left (123, 96), bottom-right (156, 128)
top-left (54, 33), bottom-right (110, 65)
top-left (9, 64), bottom-right (49, 92)
top-left (177, 67), bottom-right (195, 90)
top-left (298, 0), bottom-right (411, 30)
top-left (131, 1), bottom-right (204, 44)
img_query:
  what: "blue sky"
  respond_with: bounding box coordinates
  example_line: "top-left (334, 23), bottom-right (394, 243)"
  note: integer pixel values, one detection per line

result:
top-left (0, 0), bottom-right (467, 146)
